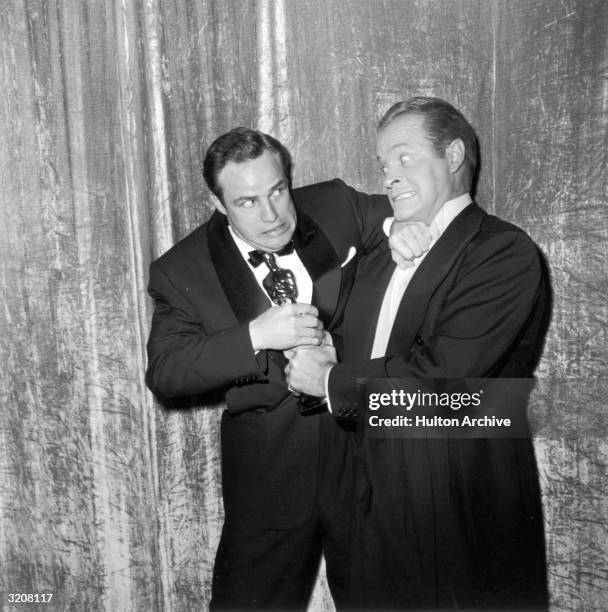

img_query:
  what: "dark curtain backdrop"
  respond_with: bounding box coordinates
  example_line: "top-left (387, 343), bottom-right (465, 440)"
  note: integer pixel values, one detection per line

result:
top-left (1, 1), bottom-right (606, 610)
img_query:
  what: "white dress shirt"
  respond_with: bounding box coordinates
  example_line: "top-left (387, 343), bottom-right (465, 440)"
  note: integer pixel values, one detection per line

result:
top-left (228, 226), bottom-right (313, 305)
top-left (370, 194), bottom-right (473, 358)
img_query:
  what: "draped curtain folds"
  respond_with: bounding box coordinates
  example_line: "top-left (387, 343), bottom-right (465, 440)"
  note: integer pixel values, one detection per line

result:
top-left (1, 1), bottom-right (607, 611)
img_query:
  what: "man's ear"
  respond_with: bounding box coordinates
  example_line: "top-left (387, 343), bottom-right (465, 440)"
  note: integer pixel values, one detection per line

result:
top-left (446, 139), bottom-right (466, 174)
top-left (212, 195), bottom-right (227, 215)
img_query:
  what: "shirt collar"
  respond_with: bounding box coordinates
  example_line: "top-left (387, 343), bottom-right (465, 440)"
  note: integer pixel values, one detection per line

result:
top-left (428, 193), bottom-right (473, 242)
top-left (400, 193), bottom-right (471, 270)
top-left (227, 224), bottom-right (260, 265)
top-left (227, 224), bottom-right (296, 266)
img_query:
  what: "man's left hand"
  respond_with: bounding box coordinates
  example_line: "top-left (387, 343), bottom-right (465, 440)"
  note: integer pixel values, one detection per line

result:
top-left (285, 344), bottom-right (337, 397)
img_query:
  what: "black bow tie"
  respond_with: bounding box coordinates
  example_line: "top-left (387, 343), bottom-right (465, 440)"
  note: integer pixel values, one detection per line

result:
top-left (248, 240), bottom-right (295, 267)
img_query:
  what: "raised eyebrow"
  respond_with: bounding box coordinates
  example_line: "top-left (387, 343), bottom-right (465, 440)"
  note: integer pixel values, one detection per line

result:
top-left (234, 195), bottom-right (257, 205)
top-left (377, 144), bottom-right (411, 163)
top-left (269, 179), bottom-right (287, 193)
top-left (389, 143), bottom-right (413, 154)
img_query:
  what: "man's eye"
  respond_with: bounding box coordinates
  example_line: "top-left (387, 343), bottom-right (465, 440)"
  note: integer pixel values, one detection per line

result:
top-left (271, 185), bottom-right (285, 198)
top-left (241, 199), bottom-right (255, 208)
top-left (380, 165), bottom-right (388, 175)
top-left (400, 154), bottom-right (411, 165)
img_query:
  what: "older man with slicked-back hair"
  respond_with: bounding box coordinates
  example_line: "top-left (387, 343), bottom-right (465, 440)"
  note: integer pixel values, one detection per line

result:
top-left (287, 97), bottom-right (549, 610)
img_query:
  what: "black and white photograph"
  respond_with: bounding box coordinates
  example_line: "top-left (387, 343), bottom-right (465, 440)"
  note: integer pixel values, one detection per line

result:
top-left (1, 1), bottom-right (607, 610)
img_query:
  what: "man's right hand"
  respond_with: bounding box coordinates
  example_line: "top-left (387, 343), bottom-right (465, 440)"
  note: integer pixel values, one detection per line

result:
top-left (389, 220), bottom-right (433, 268)
top-left (249, 303), bottom-right (323, 351)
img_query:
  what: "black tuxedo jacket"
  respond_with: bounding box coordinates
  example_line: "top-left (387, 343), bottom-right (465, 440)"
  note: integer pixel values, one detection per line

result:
top-left (146, 179), bottom-right (390, 530)
top-left (328, 203), bottom-right (549, 609)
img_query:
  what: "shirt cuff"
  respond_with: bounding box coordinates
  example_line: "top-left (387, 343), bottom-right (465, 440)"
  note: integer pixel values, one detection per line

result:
top-left (324, 364), bottom-right (334, 413)
top-left (382, 216), bottom-right (395, 237)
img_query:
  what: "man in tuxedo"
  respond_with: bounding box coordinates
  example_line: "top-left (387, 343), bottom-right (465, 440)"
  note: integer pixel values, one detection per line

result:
top-left (286, 97), bottom-right (549, 610)
top-left (146, 127), bottom-right (417, 609)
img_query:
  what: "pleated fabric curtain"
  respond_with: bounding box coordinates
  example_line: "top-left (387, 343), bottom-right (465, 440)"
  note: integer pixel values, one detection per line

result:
top-left (1, 1), bottom-right (608, 611)
top-left (0, 1), bottom-right (334, 609)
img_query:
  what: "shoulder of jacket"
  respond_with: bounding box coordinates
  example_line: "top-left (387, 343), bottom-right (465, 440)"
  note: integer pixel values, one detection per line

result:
top-left (472, 210), bottom-right (539, 261)
top-left (152, 221), bottom-right (209, 271)
top-left (292, 178), bottom-right (348, 201)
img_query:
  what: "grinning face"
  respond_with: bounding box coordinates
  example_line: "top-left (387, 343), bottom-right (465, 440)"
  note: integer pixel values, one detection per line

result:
top-left (214, 151), bottom-right (297, 252)
top-left (376, 113), bottom-right (457, 224)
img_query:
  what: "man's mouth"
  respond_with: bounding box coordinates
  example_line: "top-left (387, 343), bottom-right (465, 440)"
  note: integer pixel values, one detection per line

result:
top-left (263, 222), bottom-right (289, 236)
top-left (392, 191), bottom-right (416, 203)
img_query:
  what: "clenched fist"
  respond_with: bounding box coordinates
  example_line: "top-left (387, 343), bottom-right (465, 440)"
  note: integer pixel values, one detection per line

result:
top-left (389, 220), bottom-right (433, 268)
top-left (249, 303), bottom-right (323, 351)
top-left (285, 344), bottom-right (337, 397)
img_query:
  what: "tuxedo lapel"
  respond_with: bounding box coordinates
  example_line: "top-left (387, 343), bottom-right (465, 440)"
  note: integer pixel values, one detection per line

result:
top-left (345, 243), bottom-right (396, 359)
top-left (207, 209), bottom-right (343, 328)
top-left (294, 210), bottom-right (341, 326)
top-left (386, 204), bottom-right (486, 353)
top-left (207, 212), bottom-right (271, 323)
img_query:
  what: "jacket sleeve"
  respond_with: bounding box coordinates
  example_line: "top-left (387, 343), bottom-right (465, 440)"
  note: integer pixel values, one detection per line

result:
top-left (328, 231), bottom-right (545, 416)
top-left (334, 179), bottom-right (392, 254)
top-left (145, 260), bottom-right (266, 400)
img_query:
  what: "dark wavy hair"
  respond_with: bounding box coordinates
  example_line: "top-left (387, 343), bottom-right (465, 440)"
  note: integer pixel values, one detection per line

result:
top-left (378, 97), bottom-right (478, 189)
top-left (202, 127), bottom-right (292, 202)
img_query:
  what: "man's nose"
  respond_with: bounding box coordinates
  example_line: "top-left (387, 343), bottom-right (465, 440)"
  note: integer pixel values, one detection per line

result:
top-left (260, 200), bottom-right (279, 222)
top-left (383, 174), bottom-right (402, 190)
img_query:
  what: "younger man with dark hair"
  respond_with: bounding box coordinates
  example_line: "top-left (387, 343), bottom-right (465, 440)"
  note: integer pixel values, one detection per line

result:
top-left (146, 127), bottom-right (414, 609)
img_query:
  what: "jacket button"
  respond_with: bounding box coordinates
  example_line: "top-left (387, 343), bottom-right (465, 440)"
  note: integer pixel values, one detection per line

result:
top-left (415, 335), bottom-right (424, 345)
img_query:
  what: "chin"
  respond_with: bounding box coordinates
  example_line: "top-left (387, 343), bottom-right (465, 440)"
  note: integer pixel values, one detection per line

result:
top-left (265, 240), bottom-right (287, 252)
top-left (261, 234), bottom-right (292, 252)
top-left (394, 212), bottom-right (418, 223)
top-left (394, 205), bottom-right (427, 223)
